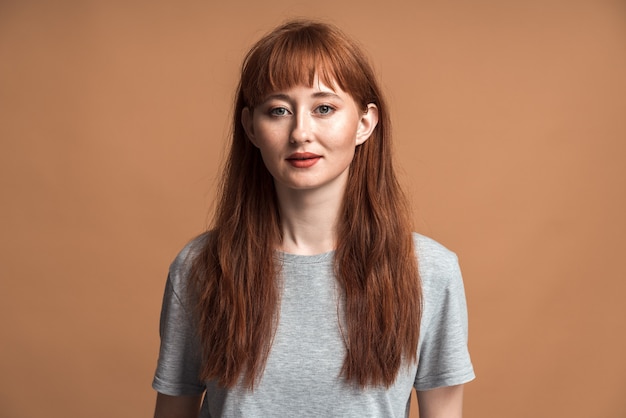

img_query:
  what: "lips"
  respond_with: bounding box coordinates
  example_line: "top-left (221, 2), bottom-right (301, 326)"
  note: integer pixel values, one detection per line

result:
top-left (286, 152), bottom-right (321, 168)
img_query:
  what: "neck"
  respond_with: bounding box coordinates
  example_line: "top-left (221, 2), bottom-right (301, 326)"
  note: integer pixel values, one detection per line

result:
top-left (275, 184), bottom-right (345, 256)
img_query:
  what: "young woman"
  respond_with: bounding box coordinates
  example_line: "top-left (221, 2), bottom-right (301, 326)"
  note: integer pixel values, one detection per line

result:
top-left (153, 20), bottom-right (474, 418)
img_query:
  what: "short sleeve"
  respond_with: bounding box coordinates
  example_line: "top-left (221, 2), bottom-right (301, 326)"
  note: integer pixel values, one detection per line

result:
top-left (413, 234), bottom-right (475, 391)
top-left (152, 245), bottom-right (206, 396)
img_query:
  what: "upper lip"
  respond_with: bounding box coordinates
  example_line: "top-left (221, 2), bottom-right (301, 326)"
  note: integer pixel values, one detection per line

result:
top-left (286, 152), bottom-right (321, 160)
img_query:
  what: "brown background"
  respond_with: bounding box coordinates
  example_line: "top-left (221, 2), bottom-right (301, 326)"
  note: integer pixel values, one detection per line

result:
top-left (1, 0), bottom-right (625, 417)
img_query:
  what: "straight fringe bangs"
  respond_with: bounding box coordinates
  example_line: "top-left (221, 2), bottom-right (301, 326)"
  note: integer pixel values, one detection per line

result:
top-left (189, 20), bottom-right (422, 390)
top-left (242, 21), bottom-right (375, 110)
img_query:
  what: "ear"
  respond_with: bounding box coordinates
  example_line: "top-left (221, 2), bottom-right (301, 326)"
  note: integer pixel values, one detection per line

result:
top-left (241, 107), bottom-right (258, 147)
top-left (355, 103), bottom-right (379, 146)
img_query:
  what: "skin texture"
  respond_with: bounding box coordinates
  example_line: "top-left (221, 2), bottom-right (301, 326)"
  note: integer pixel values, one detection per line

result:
top-left (241, 79), bottom-right (377, 194)
top-left (417, 385), bottom-right (465, 418)
top-left (241, 78), bottom-right (378, 255)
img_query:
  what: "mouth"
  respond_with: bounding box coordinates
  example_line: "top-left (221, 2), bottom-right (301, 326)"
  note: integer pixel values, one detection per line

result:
top-left (287, 152), bottom-right (321, 160)
top-left (286, 152), bottom-right (321, 168)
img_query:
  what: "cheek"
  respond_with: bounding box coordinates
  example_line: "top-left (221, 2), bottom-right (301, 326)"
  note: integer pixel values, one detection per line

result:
top-left (334, 123), bottom-right (359, 150)
top-left (251, 130), bottom-right (274, 151)
top-left (253, 137), bottom-right (283, 172)
top-left (254, 121), bottom-right (287, 147)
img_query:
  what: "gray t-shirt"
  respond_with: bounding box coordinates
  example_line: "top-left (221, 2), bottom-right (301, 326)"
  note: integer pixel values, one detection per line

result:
top-left (153, 233), bottom-right (475, 417)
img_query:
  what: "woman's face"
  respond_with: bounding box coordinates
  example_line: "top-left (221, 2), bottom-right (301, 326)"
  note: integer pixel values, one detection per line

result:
top-left (242, 76), bottom-right (378, 199)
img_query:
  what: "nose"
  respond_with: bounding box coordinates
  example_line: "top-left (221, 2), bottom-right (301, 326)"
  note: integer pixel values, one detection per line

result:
top-left (290, 111), bottom-right (312, 144)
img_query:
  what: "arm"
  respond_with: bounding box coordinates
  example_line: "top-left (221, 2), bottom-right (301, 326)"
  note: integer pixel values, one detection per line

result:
top-left (153, 260), bottom-right (206, 418)
top-left (154, 393), bottom-right (203, 418)
top-left (417, 384), bottom-right (464, 418)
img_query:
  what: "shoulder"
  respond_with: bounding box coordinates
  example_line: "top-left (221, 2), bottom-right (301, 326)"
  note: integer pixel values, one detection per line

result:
top-left (168, 231), bottom-right (211, 290)
top-left (412, 233), bottom-right (463, 293)
top-left (412, 233), bottom-right (460, 275)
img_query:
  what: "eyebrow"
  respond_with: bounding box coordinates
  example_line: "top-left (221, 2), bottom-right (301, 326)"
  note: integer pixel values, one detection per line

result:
top-left (262, 91), bottom-right (343, 103)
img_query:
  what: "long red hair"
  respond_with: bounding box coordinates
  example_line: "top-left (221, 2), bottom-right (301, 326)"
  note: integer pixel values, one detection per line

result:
top-left (189, 20), bottom-right (422, 389)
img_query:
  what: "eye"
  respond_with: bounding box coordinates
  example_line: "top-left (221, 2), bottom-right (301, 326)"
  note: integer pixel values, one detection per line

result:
top-left (269, 107), bottom-right (290, 117)
top-left (316, 104), bottom-right (334, 115)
